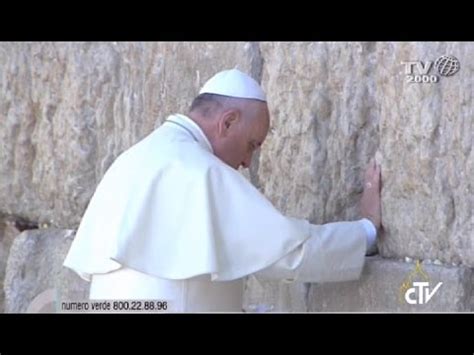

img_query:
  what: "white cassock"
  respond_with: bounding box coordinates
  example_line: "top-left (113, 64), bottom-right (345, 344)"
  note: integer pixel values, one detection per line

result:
top-left (63, 114), bottom-right (375, 312)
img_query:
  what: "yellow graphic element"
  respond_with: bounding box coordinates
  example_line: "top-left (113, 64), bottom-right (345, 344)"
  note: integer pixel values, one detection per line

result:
top-left (399, 260), bottom-right (430, 304)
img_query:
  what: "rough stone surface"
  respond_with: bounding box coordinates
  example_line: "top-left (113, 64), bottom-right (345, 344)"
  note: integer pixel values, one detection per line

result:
top-left (375, 43), bottom-right (473, 266)
top-left (4, 228), bottom-right (89, 313)
top-left (308, 256), bottom-right (473, 312)
top-left (0, 217), bottom-right (21, 312)
top-left (256, 42), bottom-right (473, 266)
top-left (0, 42), bottom-right (262, 228)
top-left (244, 257), bottom-right (473, 312)
top-left (243, 275), bottom-right (309, 312)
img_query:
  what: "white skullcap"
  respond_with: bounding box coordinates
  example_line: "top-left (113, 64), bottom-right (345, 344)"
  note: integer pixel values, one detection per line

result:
top-left (199, 69), bottom-right (266, 102)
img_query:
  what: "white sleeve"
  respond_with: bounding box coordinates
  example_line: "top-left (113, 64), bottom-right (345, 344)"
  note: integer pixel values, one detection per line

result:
top-left (253, 219), bottom-right (370, 283)
top-left (360, 218), bottom-right (377, 252)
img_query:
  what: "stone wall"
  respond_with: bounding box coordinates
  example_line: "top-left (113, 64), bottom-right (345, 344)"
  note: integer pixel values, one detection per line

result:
top-left (258, 42), bottom-right (473, 267)
top-left (4, 228), bottom-right (89, 313)
top-left (1, 42), bottom-right (472, 312)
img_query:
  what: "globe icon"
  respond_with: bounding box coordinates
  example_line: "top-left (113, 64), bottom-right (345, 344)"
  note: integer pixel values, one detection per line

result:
top-left (435, 55), bottom-right (460, 77)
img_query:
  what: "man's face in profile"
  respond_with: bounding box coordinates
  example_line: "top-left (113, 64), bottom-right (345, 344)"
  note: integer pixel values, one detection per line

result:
top-left (215, 101), bottom-right (270, 170)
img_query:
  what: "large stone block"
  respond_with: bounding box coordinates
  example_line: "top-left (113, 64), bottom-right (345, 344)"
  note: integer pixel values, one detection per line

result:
top-left (0, 217), bottom-right (21, 312)
top-left (256, 42), bottom-right (473, 266)
top-left (257, 42), bottom-right (380, 224)
top-left (243, 257), bottom-right (473, 312)
top-left (308, 256), bottom-right (473, 312)
top-left (375, 43), bottom-right (474, 266)
top-left (0, 42), bottom-right (262, 228)
top-left (243, 275), bottom-right (309, 312)
top-left (4, 228), bottom-right (89, 313)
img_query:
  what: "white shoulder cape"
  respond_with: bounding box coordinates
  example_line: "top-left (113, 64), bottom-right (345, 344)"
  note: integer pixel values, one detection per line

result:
top-left (63, 114), bottom-right (311, 281)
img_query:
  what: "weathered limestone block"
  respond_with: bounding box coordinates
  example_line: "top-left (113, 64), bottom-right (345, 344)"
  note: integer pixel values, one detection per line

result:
top-left (243, 275), bottom-right (309, 312)
top-left (4, 228), bottom-right (89, 313)
top-left (0, 42), bottom-right (262, 228)
top-left (308, 256), bottom-right (473, 312)
top-left (258, 42), bottom-right (382, 227)
top-left (243, 257), bottom-right (473, 312)
top-left (0, 217), bottom-right (21, 312)
top-left (375, 42), bottom-right (474, 266)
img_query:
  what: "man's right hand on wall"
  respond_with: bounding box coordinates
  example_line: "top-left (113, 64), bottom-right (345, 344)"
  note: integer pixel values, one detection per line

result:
top-left (360, 158), bottom-right (382, 230)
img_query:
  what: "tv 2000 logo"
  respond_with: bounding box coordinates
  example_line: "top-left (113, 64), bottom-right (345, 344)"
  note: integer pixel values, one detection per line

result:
top-left (402, 55), bottom-right (460, 83)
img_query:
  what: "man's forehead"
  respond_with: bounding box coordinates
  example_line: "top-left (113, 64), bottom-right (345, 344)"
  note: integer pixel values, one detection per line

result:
top-left (252, 120), bottom-right (270, 145)
top-left (242, 100), bottom-right (269, 139)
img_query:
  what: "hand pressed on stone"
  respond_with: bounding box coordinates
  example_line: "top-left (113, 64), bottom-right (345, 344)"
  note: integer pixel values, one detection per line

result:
top-left (360, 158), bottom-right (382, 230)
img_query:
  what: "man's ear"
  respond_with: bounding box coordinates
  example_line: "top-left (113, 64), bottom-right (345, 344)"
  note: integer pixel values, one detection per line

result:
top-left (217, 109), bottom-right (240, 137)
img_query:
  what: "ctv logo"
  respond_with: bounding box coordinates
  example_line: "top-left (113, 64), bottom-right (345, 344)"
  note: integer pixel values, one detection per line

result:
top-left (399, 260), bottom-right (443, 305)
top-left (404, 281), bottom-right (443, 305)
top-left (401, 55), bottom-right (460, 84)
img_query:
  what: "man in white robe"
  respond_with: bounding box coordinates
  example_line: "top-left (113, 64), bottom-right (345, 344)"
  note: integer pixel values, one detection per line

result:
top-left (63, 69), bottom-right (382, 312)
